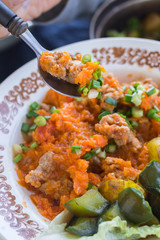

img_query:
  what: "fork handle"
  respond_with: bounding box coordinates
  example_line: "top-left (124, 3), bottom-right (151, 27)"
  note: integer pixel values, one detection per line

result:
top-left (0, 0), bottom-right (28, 37)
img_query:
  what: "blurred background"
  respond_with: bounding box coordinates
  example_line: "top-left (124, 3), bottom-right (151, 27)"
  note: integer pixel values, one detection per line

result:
top-left (0, 0), bottom-right (160, 83)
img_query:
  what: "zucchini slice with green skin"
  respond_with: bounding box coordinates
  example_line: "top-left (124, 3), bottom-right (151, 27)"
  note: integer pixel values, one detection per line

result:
top-left (65, 216), bottom-right (98, 236)
top-left (148, 194), bottom-right (160, 221)
top-left (64, 189), bottom-right (109, 217)
top-left (138, 160), bottom-right (160, 195)
top-left (118, 187), bottom-right (153, 225)
top-left (98, 201), bottom-right (124, 224)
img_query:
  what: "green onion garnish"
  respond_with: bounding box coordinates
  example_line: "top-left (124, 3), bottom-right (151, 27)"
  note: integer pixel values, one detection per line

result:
top-left (131, 107), bottom-right (143, 118)
top-left (129, 86), bottom-right (135, 92)
top-left (97, 150), bottom-right (106, 159)
top-left (146, 87), bottom-right (156, 96)
top-left (34, 116), bottom-right (46, 126)
top-left (127, 90), bottom-right (133, 95)
top-left (99, 76), bottom-right (104, 82)
top-left (29, 101), bottom-right (40, 110)
top-left (82, 54), bottom-right (91, 64)
top-left (78, 85), bottom-right (87, 93)
top-left (30, 124), bottom-right (37, 131)
top-left (75, 97), bottom-right (82, 102)
top-left (26, 110), bottom-right (38, 118)
top-left (134, 83), bottom-right (140, 88)
top-left (131, 93), bottom-right (142, 106)
top-left (94, 61), bottom-right (100, 65)
top-left (44, 116), bottom-right (51, 120)
top-left (88, 80), bottom-right (93, 90)
top-left (98, 110), bottom-right (111, 120)
top-left (93, 72), bottom-right (98, 80)
top-left (152, 113), bottom-right (160, 122)
top-left (92, 80), bottom-right (101, 89)
top-left (71, 146), bottom-right (81, 153)
top-left (124, 94), bottom-right (132, 103)
top-left (21, 145), bottom-right (28, 151)
top-left (83, 148), bottom-right (101, 160)
top-left (123, 86), bottom-right (127, 91)
top-left (117, 113), bottom-right (134, 132)
top-left (13, 154), bottom-right (23, 163)
top-left (147, 109), bottom-right (157, 119)
top-left (21, 123), bottom-right (30, 133)
top-left (97, 92), bottom-right (101, 100)
top-left (50, 106), bottom-right (60, 114)
top-left (83, 87), bottom-right (89, 96)
top-left (105, 144), bottom-right (117, 153)
top-left (94, 67), bottom-right (101, 78)
top-left (30, 141), bottom-right (38, 149)
top-left (105, 97), bottom-right (117, 106)
top-left (154, 105), bottom-right (159, 113)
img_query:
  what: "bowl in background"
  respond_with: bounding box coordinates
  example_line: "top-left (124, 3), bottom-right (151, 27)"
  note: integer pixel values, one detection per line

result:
top-left (90, 0), bottom-right (160, 39)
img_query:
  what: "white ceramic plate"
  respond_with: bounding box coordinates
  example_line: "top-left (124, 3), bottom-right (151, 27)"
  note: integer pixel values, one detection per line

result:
top-left (1, 38), bottom-right (160, 240)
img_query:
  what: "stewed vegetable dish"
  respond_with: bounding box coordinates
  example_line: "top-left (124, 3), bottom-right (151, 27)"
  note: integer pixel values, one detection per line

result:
top-left (13, 53), bottom-right (160, 238)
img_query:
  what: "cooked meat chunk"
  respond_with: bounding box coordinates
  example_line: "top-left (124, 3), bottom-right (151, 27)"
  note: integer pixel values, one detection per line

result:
top-left (39, 51), bottom-right (83, 84)
top-left (40, 178), bottom-right (73, 200)
top-left (102, 157), bottom-right (140, 181)
top-left (101, 74), bottom-right (124, 112)
top-left (95, 113), bottom-right (141, 152)
top-left (40, 103), bottom-right (51, 112)
top-left (25, 151), bottom-right (56, 188)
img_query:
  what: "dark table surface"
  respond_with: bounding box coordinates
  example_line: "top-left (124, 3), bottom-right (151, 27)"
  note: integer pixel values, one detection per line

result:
top-left (0, 18), bottom-right (90, 83)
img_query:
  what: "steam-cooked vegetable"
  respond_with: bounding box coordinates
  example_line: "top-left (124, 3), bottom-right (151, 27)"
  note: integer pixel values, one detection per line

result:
top-left (118, 187), bottom-right (153, 225)
top-left (64, 189), bottom-right (109, 217)
top-left (138, 160), bottom-right (160, 195)
top-left (147, 137), bottom-right (160, 162)
top-left (99, 179), bottom-right (145, 203)
top-left (65, 216), bottom-right (98, 236)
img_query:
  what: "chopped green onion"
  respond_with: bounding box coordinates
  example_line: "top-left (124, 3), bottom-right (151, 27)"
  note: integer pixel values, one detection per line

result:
top-left (30, 141), bottom-right (38, 149)
top-left (152, 113), bottom-right (160, 122)
top-left (75, 97), bottom-right (82, 102)
top-left (134, 83), bottom-right (140, 88)
top-left (83, 87), bottom-right (89, 96)
top-left (93, 72), bottom-right (98, 80)
top-left (146, 87), bottom-right (156, 96)
top-left (92, 80), bottom-right (102, 89)
top-left (94, 148), bottom-right (101, 154)
top-left (44, 116), bottom-right (51, 120)
top-left (83, 148), bottom-right (101, 160)
top-left (123, 86), bottom-right (127, 91)
top-left (21, 123), bottom-right (30, 133)
top-left (127, 90), bottom-right (133, 95)
top-left (97, 92), bottom-right (101, 100)
top-left (131, 93), bottom-right (142, 106)
top-left (98, 110), bottom-right (111, 120)
top-left (105, 97), bottom-right (117, 106)
top-left (13, 154), bottom-right (23, 163)
top-left (50, 106), bottom-right (60, 114)
top-left (117, 113), bottom-right (134, 132)
top-left (137, 84), bottom-right (144, 91)
top-left (30, 124), bottom-right (37, 131)
top-left (29, 101), bottom-right (40, 110)
top-left (131, 107), bottom-right (143, 118)
top-left (131, 121), bottom-right (139, 127)
top-left (124, 94), bottom-right (132, 103)
top-left (105, 144), bottom-right (117, 153)
top-left (88, 80), bottom-right (93, 90)
top-left (154, 105), bottom-right (159, 113)
top-left (94, 61), bottom-right (100, 65)
top-left (26, 110), bottom-right (38, 118)
top-left (147, 109), bottom-right (157, 119)
top-left (21, 145), bottom-right (28, 151)
top-left (82, 54), bottom-right (91, 64)
top-left (34, 116), bottom-right (46, 126)
top-left (129, 86), bottom-right (135, 92)
top-left (78, 84), bottom-right (87, 93)
top-left (97, 151), bottom-right (106, 159)
top-left (99, 76), bottom-right (104, 82)
top-left (71, 146), bottom-right (81, 153)
top-left (94, 67), bottom-right (101, 78)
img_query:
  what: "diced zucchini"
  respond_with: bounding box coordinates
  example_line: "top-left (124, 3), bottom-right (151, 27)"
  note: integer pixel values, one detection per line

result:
top-left (65, 216), bottom-right (98, 236)
top-left (118, 187), bottom-right (153, 225)
top-left (64, 189), bottom-right (109, 217)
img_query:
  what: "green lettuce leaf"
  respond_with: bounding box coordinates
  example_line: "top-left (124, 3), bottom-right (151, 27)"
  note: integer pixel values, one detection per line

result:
top-left (36, 210), bottom-right (160, 240)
